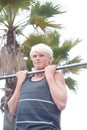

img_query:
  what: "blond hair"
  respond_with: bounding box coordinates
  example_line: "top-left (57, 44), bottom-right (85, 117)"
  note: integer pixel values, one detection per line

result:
top-left (30, 43), bottom-right (53, 63)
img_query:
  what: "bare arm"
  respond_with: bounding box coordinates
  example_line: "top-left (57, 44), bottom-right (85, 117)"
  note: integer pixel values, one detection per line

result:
top-left (8, 70), bottom-right (28, 116)
top-left (45, 65), bottom-right (67, 110)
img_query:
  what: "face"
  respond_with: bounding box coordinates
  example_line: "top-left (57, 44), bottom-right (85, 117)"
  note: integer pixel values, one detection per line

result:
top-left (31, 51), bottom-right (50, 70)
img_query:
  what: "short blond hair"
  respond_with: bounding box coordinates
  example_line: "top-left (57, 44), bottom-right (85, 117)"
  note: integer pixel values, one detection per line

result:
top-left (30, 43), bottom-right (53, 63)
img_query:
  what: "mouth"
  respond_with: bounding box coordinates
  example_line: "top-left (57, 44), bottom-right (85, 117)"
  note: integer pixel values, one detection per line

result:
top-left (36, 62), bottom-right (42, 64)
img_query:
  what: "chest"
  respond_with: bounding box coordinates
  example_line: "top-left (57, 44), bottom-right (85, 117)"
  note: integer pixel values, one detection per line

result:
top-left (19, 77), bottom-right (52, 101)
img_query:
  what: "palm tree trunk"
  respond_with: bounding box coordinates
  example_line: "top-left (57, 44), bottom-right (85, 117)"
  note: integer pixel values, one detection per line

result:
top-left (0, 45), bottom-right (27, 110)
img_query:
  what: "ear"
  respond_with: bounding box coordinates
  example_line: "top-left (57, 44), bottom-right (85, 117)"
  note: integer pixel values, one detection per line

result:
top-left (48, 60), bottom-right (51, 64)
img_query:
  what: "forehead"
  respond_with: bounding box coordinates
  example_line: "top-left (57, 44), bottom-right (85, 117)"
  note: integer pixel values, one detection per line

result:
top-left (32, 51), bottom-right (47, 56)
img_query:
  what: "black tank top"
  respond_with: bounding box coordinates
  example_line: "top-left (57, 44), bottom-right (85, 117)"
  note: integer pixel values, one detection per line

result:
top-left (16, 76), bottom-right (61, 130)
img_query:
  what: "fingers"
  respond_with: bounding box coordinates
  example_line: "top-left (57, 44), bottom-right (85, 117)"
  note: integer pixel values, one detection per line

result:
top-left (16, 70), bottom-right (28, 81)
top-left (45, 65), bottom-right (56, 75)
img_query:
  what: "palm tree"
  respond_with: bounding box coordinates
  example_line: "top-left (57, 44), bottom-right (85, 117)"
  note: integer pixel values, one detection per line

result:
top-left (0, 1), bottom-right (85, 129)
top-left (0, 0), bottom-right (65, 111)
top-left (0, 0), bottom-right (33, 110)
top-left (0, 0), bottom-right (63, 75)
top-left (21, 31), bottom-right (84, 92)
top-left (0, 0), bottom-right (85, 111)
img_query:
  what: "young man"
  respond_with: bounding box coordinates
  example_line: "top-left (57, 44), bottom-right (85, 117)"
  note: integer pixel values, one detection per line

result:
top-left (8, 43), bottom-right (67, 130)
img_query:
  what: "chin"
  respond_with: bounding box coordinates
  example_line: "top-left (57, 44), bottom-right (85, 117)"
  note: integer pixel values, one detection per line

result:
top-left (35, 66), bottom-right (44, 70)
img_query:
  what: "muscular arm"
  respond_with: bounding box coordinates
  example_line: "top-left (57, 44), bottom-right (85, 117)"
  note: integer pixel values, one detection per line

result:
top-left (8, 70), bottom-right (28, 116)
top-left (45, 65), bottom-right (67, 110)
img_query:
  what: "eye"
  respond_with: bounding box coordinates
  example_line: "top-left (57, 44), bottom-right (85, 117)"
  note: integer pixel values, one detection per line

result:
top-left (32, 54), bottom-right (37, 58)
top-left (39, 54), bottom-right (45, 57)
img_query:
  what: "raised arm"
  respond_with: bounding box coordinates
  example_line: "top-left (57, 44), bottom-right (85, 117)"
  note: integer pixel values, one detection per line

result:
top-left (8, 70), bottom-right (28, 115)
top-left (45, 65), bottom-right (67, 110)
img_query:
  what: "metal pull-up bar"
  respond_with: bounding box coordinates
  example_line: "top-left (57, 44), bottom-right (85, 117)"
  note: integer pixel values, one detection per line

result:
top-left (0, 62), bottom-right (87, 80)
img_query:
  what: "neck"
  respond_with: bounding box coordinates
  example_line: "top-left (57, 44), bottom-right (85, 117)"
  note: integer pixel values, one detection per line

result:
top-left (34, 73), bottom-right (45, 78)
top-left (31, 73), bottom-right (45, 81)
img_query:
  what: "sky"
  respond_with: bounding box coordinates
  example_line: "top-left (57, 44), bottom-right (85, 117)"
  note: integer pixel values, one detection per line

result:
top-left (56, 0), bottom-right (87, 130)
top-left (0, 0), bottom-right (87, 130)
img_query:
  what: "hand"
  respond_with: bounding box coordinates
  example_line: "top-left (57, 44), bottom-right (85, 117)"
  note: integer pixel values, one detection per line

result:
top-left (16, 70), bottom-right (28, 85)
top-left (45, 65), bottom-right (56, 76)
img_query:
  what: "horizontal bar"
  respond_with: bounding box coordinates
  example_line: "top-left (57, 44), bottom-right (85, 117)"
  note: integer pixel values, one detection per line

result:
top-left (0, 62), bottom-right (87, 80)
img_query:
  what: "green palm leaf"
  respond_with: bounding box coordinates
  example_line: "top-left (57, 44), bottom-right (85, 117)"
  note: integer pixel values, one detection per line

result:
top-left (0, 0), bottom-right (85, 92)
